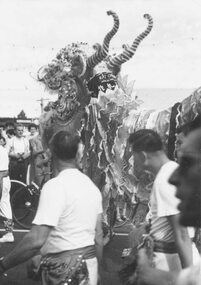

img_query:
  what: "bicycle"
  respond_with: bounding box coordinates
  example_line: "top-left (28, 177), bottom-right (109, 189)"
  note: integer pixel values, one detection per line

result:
top-left (10, 172), bottom-right (51, 229)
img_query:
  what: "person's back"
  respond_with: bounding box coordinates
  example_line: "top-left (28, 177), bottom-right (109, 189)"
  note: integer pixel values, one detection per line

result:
top-left (34, 168), bottom-right (102, 255)
top-left (32, 130), bottom-right (103, 284)
top-left (0, 130), bottom-right (103, 285)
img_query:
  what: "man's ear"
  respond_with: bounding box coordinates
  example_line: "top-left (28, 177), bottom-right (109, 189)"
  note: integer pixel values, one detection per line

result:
top-left (76, 142), bottom-right (84, 169)
top-left (142, 151), bottom-right (148, 162)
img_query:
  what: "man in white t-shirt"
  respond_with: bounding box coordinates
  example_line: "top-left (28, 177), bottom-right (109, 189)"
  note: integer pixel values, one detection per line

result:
top-left (136, 127), bottom-right (201, 285)
top-left (128, 129), bottom-right (193, 271)
top-left (0, 130), bottom-right (103, 285)
top-left (8, 123), bottom-right (30, 184)
top-left (0, 136), bottom-right (14, 243)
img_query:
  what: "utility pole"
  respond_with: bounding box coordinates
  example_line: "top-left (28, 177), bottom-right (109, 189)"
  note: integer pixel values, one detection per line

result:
top-left (36, 97), bottom-right (49, 114)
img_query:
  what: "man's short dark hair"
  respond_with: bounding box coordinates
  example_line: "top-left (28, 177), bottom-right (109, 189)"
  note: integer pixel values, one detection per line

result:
top-left (4, 121), bottom-right (15, 129)
top-left (176, 114), bottom-right (201, 135)
top-left (6, 129), bottom-right (15, 136)
top-left (50, 131), bottom-right (80, 160)
top-left (128, 129), bottom-right (163, 152)
top-left (28, 123), bottom-right (38, 132)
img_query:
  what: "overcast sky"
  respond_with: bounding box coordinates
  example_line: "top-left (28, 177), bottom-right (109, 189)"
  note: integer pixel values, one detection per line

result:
top-left (0, 0), bottom-right (201, 117)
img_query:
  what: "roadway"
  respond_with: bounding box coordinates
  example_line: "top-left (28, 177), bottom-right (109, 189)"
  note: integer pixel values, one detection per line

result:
top-left (0, 223), bottom-right (133, 285)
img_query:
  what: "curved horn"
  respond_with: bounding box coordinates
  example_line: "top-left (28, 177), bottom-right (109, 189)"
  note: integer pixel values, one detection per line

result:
top-left (107, 14), bottom-right (153, 69)
top-left (87, 10), bottom-right (120, 68)
top-left (99, 11), bottom-right (120, 58)
top-left (37, 66), bottom-right (46, 81)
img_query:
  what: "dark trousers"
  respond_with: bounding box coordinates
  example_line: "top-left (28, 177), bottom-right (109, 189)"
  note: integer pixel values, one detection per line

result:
top-left (9, 158), bottom-right (28, 184)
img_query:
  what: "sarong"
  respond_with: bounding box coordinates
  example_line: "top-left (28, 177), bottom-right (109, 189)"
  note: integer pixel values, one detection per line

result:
top-left (40, 245), bottom-right (97, 285)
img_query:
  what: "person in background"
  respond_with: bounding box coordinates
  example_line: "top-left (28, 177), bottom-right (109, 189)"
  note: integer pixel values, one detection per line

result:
top-left (128, 129), bottom-right (194, 273)
top-left (0, 128), bottom-right (4, 138)
top-left (5, 129), bottom-right (15, 151)
top-left (137, 127), bottom-right (201, 285)
top-left (6, 129), bottom-right (15, 140)
top-left (0, 131), bottom-right (103, 285)
top-left (1, 121), bottom-right (15, 145)
top-left (29, 133), bottom-right (51, 187)
top-left (4, 121), bottom-right (15, 134)
top-left (0, 136), bottom-right (14, 243)
top-left (27, 123), bottom-right (39, 140)
top-left (8, 123), bottom-right (30, 184)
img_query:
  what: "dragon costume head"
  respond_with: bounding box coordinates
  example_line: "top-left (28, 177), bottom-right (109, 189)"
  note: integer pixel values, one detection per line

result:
top-left (38, 10), bottom-right (120, 148)
top-left (38, 11), bottom-right (154, 208)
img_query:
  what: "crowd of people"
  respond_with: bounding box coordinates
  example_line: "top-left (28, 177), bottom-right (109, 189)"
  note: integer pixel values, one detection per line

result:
top-left (0, 122), bottom-right (49, 243)
top-left (0, 116), bottom-right (200, 285)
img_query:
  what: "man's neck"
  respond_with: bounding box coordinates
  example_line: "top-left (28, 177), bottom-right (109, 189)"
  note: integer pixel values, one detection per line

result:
top-left (155, 153), bottom-right (170, 174)
top-left (53, 159), bottom-right (77, 176)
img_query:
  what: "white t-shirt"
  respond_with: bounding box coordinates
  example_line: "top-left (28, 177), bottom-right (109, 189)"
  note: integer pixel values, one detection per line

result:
top-left (8, 136), bottom-right (30, 155)
top-left (33, 168), bottom-right (103, 256)
top-left (150, 161), bottom-right (180, 242)
top-left (0, 145), bottom-right (9, 171)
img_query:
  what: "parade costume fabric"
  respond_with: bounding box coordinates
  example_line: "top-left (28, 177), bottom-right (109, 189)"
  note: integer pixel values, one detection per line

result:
top-left (37, 10), bottom-right (201, 224)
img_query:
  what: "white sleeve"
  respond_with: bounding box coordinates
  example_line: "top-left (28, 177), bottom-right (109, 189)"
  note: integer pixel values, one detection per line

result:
top-left (33, 179), bottom-right (66, 227)
top-left (156, 179), bottom-right (180, 217)
top-left (97, 190), bottom-right (103, 215)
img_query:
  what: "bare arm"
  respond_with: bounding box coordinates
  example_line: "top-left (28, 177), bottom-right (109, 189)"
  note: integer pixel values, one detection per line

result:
top-left (138, 266), bottom-right (177, 285)
top-left (168, 214), bottom-right (193, 268)
top-left (94, 213), bottom-right (103, 266)
top-left (1, 225), bottom-right (52, 271)
top-left (137, 248), bottom-right (178, 285)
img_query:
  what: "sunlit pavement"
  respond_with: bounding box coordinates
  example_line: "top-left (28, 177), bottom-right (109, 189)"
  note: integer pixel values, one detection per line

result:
top-left (0, 229), bottom-right (39, 285)
top-left (0, 223), bottom-right (133, 285)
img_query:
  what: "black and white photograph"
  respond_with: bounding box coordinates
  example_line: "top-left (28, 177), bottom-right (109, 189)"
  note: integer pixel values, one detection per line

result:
top-left (0, 0), bottom-right (200, 284)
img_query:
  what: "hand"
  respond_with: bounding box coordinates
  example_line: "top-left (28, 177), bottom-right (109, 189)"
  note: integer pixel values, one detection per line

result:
top-left (138, 248), bottom-right (150, 267)
top-left (137, 248), bottom-right (152, 285)
top-left (16, 153), bottom-right (21, 159)
top-left (17, 153), bottom-right (24, 160)
top-left (21, 154), bottom-right (26, 160)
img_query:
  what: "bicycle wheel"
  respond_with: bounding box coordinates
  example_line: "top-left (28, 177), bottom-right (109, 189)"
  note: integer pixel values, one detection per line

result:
top-left (11, 185), bottom-right (39, 229)
top-left (10, 179), bottom-right (27, 197)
